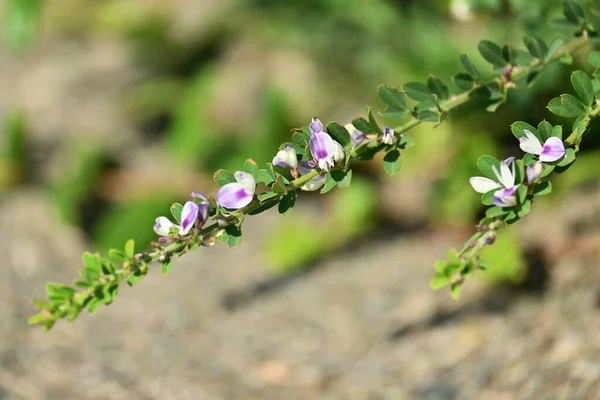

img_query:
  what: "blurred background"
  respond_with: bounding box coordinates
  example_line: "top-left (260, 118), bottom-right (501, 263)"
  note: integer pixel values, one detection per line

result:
top-left (2, 0), bottom-right (600, 398)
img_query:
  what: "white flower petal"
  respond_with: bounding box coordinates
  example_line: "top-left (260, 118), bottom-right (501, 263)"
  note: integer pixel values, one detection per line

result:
top-left (469, 176), bottom-right (502, 193)
top-left (234, 171), bottom-right (256, 194)
top-left (154, 216), bottom-right (177, 236)
top-left (519, 129), bottom-right (543, 155)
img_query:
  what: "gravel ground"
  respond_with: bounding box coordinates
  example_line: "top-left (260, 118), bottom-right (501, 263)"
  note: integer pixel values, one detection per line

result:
top-left (2, 189), bottom-right (600, 400)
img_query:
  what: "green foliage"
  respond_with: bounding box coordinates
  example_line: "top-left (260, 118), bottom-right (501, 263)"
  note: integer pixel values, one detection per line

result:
top-left (31, 0), bottom-right (600, 329)
top-left (3, 0), bottom-right (41, 50)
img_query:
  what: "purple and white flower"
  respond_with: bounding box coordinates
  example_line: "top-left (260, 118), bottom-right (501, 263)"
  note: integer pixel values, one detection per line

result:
top-left (298, 160), bottom-right (326, 191)
top-left (382, 126), bottom-right (394, 145)
top-left (526, 162), bottom-right (543, 184)
top-left (216, 171), bottom-right (256, 210)
top-left (273, 146), bottom-right (298, 169)
top-left (309, 117), bottom-right (336, 171)
top-left (469, 157), bottom-right (519, 208)
top-left (191, 192), bottom-right (210, 228)
top-left (345, 123), bottom-right (365, 147)
top-left (519, 130), bottom-right (565, 162)
top-left (153, 201), bottom-right (199, 237)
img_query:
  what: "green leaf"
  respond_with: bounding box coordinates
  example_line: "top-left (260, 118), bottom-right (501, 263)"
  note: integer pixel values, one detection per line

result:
top-left (257, 191), bottom-right (279, 201)
top-left (460, 54), bottom-right (479, 77)
top-left (320, 173), bottom-right (338, 194)
top-left (526, 71), bottom-right (540, 88)
top-left (486, 206), bottom-right (509, 218)
top-left (417, 110), bottom-right (440, 123)
top-left (331, 169), bottom-right (352, 188)
top-left (213, 169), bottom-right (236, 186)
top-left (352, 117), bottom-right (373, 134)
top-left (452, 73), bottom-right (475, 91)
top-left (326, 122), bottom-right (351, 146)
top-left (367, 107), bottom-right (382, 133)
top-left (571, 70), bottom-right (594, 106)
top-left (537, 121), bottom-right (553, 142)
top-left (46, 283), bottom-right (76, 299)
top-left (82, 252), bottom-right (101, 273)
top-left (161, 260), bottom-right (173, 275)
top-left (516, 185), bottom-right (527, 204)
top-left (546, 39), bottom-right (564, 61)
top-left (511, 121), bottom-right (538, 140)
top-left (414, 98), bottom-right (437, 112)
top-left (430, 272), bottom-right (451, 290)
top-left (378, 85), bottom-right (409, 119)
top-left (243, 159), bottom-right (259, 180)
top-left (382, 150), bottom-right (401, 176)
top-left (563, 0), bottom-right (585, 24)
top-left (478, 40), bottom-right (506, 67)
top-left (398, 135), bottom-right (414, 150)
top-left (477, 155), bottom-right (501, 180)
top-left (534, 181), bottom-right (552, 196)
top-left (550, 125), bottom-right (563, 140)
top-left (517, 200), bottom-right (532, 219)
top-left (127, 272), bottom-right (144, 287)
top-left (271, 175), bottom-right (288, 193)
top-left (589, 51), bottom-right (600, 68)
top-left (557, 148), bottom-right (576, 167)
top-left (257, 166), bottom-right (276, 185)
top-left (450, 283), bottom-right (461, 300)
top-left (225, 225), bottom-right (243, 248)
top-left (108, 249), bottom-right (126, 264)
top-left (548, 97), bottom-right (573, 117)
top-left (247, 199), bottom-right (279, 215)
top-left (427, 75), bottom-right (449, 100)
top-left (502, 44), bottom-right (516, 64)
top-left (481, 190), bottom-right (495, 206)
top-left (403, 82), bottom-right (433, 102)
top-left (540, 163), bottom-right (555, 178)
top-left (560, 94), bottom-right (587, 117)
top-left (514, 160), bottom-right (525, 185)
top-left (486, 99), bottom-right (505, 113)
top-left (170, 203), bottom-right (183, 223)
top-left (523, 36), bottom-right (548, 59)
top-left (124, 239), bottom-right (135, 259)
top-left (278, 190), bottom-right (297, 215)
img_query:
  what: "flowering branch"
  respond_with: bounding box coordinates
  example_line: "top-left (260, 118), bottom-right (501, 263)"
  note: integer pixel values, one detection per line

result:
top-left (30, 0), bottom-right (599, 330)
top-left (433, 55), bottom-right (600, 297)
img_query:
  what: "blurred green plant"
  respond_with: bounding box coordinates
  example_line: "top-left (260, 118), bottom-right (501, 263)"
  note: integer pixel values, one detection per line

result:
top-left (22, 0), bottom-right (600, 330)
top-left (0, 111), bottom-right (27, 190)
top-left (2, 0), bottom-right (41, 50)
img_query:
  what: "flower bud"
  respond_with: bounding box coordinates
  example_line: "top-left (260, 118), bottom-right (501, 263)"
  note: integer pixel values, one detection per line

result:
top-left (381, 126), bottom-right (394, 145)
top-left (345, 123), bottom-right (365, 147)
top-left (526, 161), bottom-right (543, 184)
top-left (332, 142), bottom-right (345, 163)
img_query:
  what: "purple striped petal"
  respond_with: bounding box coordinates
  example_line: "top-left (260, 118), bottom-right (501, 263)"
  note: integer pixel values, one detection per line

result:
top-left (492, 186), bottom-right (518, 207)
top-left (539, 137), bottom-right (566, 162)
top-left (179, 201), bottom-right (199, 235)
top-left (217, 183), bottom-right (254, 209)
top-left (309, 117), bottom-right (324, 135)
top-left (309, 130), bottom-right (335, 171)
top-left (197, 202), bottom-right (209, 227)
